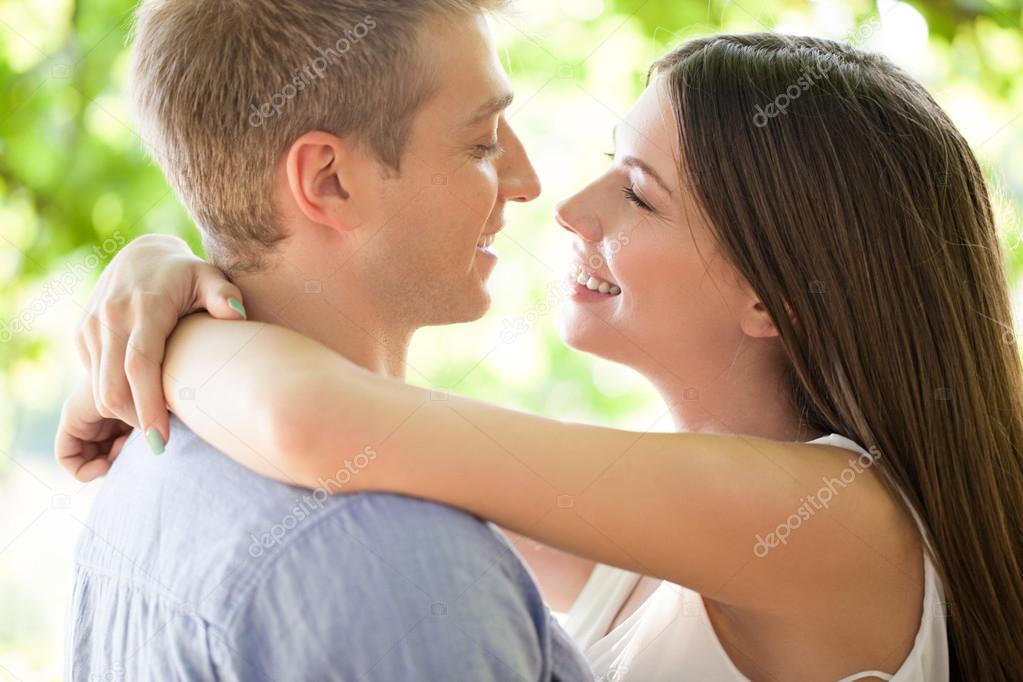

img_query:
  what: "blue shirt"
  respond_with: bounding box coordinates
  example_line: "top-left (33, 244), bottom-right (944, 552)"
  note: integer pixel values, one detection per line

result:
top-left (68, 417), bottom-right (592, 681)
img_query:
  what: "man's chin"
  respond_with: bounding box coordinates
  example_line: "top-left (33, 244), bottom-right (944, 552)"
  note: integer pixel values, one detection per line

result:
top-left (421, 287), bottom-right (492, 327)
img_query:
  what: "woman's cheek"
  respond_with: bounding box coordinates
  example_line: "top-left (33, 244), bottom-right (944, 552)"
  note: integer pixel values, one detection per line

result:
top-left (615, 240), bottom-right (672, 298)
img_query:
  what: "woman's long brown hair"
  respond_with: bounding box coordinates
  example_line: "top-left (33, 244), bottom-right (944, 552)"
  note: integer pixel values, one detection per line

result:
top-left (652, 33), bottom-right (1023, 680)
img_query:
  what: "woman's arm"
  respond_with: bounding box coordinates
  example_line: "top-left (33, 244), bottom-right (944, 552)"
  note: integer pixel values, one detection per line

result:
top-left (164, 314), bottom-right (906, 611)
top-left (74, 234), bottom-right (245, 448)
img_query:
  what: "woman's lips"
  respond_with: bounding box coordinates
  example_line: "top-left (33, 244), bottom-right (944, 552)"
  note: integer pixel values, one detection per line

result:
top-left (569, 262), bottom-right (621, 296)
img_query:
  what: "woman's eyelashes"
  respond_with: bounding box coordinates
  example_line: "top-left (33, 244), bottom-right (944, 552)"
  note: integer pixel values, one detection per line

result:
top-left (605, 152), bottom-right (654, 212)
top-left (622, 186), bottom-right (653, 212)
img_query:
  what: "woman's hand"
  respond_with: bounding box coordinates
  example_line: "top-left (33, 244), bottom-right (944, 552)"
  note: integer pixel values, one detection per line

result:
top-left (74, 234), bottom-right (246, 451)
top-left (55, 378), bottom-right (134, 481)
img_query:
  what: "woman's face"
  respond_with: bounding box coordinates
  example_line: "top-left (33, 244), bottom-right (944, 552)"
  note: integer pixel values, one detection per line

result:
top-left (555, 77), bottom-right (774, 390)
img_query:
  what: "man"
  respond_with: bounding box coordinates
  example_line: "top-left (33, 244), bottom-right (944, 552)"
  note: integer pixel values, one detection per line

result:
top-left (58, 0), bottom-right (592, 679)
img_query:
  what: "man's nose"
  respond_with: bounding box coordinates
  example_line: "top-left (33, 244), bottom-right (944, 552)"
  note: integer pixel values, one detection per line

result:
top-left (497, 120), bottom-right (541, 204)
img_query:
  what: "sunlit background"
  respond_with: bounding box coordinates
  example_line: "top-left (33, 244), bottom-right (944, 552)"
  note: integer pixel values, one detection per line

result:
top-left (2, 0), bottom-right (1021, 678)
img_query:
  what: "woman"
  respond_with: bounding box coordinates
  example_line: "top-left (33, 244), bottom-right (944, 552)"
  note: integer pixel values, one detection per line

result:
top-left (60, 33), bottom-right (1023, 680)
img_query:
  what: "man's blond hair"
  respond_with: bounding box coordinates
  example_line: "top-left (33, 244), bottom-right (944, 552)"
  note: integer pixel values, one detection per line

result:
top-left (131, 0), bottom-right (507, 273)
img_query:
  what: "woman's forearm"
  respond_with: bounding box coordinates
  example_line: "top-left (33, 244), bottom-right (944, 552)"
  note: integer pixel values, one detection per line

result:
top-left (160, 315), bottom-right (616, 601)
top-left (161, 314), bottom-right (349, 484)
top-left (162, 313), bottom-right (883, 603)
top-left (161, 314), bottom-right (672, 573)
top-left (264, 340), bottom-right (846, 595)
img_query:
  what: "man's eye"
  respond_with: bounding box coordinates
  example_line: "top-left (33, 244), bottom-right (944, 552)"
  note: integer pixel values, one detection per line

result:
top-left (472, 143), bottom-right (503, 160)
top-left (622, 186), bottom-right (652, 212)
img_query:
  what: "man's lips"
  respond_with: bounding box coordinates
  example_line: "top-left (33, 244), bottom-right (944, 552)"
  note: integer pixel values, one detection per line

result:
top-left (477, 224), bottom-right (504, 249)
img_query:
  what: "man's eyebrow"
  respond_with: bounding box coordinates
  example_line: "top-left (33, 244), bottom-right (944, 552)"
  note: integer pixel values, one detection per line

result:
top-left (462, 92), bottom-right (514, 128)
top-left (611, 124), bottom-right (673, 195)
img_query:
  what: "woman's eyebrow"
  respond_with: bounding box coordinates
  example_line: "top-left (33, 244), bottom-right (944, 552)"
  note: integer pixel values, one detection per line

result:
top-left (620, 155), bottom-right (673, 195)
top-left (611, 124), bottom-right (673, 195)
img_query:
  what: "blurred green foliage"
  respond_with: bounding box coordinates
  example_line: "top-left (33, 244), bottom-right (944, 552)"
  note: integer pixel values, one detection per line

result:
top-left (1, 0), bottom-right (1021, 438)
top-left (0, 0), bottom-right (1021, 677)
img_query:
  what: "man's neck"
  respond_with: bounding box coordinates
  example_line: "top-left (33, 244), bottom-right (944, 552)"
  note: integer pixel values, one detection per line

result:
top-left (233, 272), bottom-right (413, 380)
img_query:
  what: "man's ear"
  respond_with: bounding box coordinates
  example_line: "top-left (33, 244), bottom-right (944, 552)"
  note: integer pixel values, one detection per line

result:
top-left (285, 131), bottom-right (366, 232)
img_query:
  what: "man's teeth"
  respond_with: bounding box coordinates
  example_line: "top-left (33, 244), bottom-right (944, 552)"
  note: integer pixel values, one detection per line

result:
top-left (477, 234), bottom-right (496, 249)
top-left (574, 269), bottom-right (621, 296)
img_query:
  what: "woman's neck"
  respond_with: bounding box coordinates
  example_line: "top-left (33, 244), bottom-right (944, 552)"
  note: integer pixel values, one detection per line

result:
top-left (648, 365), bottom-right (824, 443)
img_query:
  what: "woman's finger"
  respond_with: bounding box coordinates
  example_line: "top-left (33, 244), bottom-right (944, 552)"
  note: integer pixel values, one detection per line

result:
top-left (75, 456), bottom-right (112, 482)
top-left (108, 431), bottom-right (132, 464)
top-left (96, 317), bottom-right (137, 427)
top-left (81, 326), bottom-right (105, 421)
top-left (75, 312), bottom-right (100, 372)
top-left (195, 263), bottom-right (246, 320)
top-left (124, 324), bottom-right (170, 453)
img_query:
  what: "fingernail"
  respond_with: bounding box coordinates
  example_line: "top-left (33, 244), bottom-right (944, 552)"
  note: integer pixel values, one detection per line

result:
top-left (145, 428), bottom-right (165, 455)
top-left (227, 297), bottom-right (247, 320)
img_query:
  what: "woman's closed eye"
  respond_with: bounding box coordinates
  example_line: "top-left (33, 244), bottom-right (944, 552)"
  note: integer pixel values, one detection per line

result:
top-left (605, 152), bottom-right (655, 212)
top-left (622, 186), bottom-right (653, 212)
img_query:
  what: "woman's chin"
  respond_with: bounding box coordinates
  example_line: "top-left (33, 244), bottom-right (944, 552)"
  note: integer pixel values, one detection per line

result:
top-left (556, 312), bottom-right (614, 360)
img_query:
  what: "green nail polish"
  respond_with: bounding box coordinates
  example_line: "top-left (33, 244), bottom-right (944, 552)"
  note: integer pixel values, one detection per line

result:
top-left (227, 297), bottom-right (247, 320)
top-left (146, 428), bottom-right (166, 455)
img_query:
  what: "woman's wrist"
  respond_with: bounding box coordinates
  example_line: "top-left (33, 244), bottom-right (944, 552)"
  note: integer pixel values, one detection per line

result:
top-left (266, 353), bottom-right (382, 492)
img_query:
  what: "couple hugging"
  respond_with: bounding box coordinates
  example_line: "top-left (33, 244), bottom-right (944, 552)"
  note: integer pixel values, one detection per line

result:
top-left (58, 0), bottom-right (1023, 680)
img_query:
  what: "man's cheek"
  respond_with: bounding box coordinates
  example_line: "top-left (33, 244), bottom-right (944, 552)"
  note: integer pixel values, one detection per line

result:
top-left (453, 166), bottom-right (499, 207)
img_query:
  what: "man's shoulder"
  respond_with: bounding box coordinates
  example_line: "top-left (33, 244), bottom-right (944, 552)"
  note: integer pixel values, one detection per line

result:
top-left (249, 490), bottom-right (525, 595)
top-left (237, 488), bottom-right (532, 622)
top-left (73, 422), bottom-right (588, 681)
top-left (219, 492), bottom-right (556, 681)
top-left (77, 420), bottom-right (526, 626)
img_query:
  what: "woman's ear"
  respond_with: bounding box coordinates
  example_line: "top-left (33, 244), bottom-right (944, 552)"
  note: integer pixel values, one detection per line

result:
top-left (285, 131), bottom-right (365, 232)
top-left (740, 299), bottom-right (797, 339)
top-left (741, 300), bottom-right (779, 339)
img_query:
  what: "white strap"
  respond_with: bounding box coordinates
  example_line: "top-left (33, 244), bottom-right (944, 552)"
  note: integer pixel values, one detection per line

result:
top-left (562, 564), bottom-right (642, 650)
top-left (836, 671), bottom-right (894, 682)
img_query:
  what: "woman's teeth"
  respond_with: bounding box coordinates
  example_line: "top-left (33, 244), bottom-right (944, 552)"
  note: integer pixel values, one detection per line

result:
top-left (477, 234), bottom-right (496, 249)
top-left (572, 264), bottom-right (621, 296)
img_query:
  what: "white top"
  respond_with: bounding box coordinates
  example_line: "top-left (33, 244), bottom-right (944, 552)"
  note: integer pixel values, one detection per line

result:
top-left (562, 433), bottom-right (949, 682)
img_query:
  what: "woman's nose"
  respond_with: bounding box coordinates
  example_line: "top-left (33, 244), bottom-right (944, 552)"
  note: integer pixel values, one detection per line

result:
top-left (554, 195), bottom-right (602, 242)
